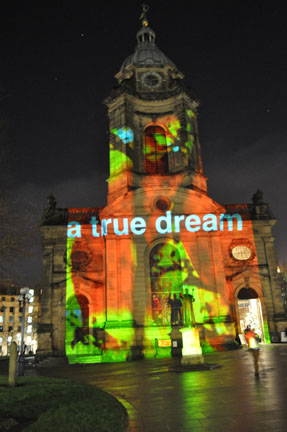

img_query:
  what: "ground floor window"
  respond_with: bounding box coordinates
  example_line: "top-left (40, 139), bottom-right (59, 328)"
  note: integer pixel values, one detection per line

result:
top-left (150, 242), bottom-right (183, 326)
top-left (66, 294), bottom-right (90, 350)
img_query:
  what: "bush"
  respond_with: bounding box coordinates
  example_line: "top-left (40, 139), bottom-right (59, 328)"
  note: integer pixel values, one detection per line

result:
top-left (0, 376), bottom-right (128, 432)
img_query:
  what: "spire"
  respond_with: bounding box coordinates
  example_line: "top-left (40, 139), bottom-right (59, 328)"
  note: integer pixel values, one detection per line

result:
top-left (137, 4), bottom-right (155, 46)
top-left (116, 3), bottom-right (181, 75)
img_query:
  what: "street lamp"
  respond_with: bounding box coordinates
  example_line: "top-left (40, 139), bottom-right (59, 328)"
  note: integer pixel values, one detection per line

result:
top-left (17, 287), bottom-right (32, 376)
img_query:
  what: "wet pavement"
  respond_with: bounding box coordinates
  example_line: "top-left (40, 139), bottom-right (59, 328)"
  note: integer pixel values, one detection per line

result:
top-left (3, 344), bottom-right (287, 431)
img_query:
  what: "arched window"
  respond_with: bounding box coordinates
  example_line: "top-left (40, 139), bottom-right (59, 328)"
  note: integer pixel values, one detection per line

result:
top-left (150, 243), bottom-right (182, 325)
top-left (66, 294), bottom-right (89, 325)
top-left (66, 295), bottom-right (89, 350)
top-left (144, 126), bottom-right (168, 174)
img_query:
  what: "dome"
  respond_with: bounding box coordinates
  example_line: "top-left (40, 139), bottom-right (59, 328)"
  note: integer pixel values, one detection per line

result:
top-left (119, 25), bottom-right (176, 72)
top-left (120, 47), bottom-right (176, 71)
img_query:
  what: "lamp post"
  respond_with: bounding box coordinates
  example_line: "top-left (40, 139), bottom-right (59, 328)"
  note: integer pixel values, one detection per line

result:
top-left (17, 287), bottom-right (32, 376)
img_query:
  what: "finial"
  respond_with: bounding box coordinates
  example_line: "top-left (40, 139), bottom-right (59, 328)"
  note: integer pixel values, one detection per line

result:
top-left (47, 194), bottom-right (57, 209)
top-left (140, 3), bottom-right (149, 27)
top-left (252, 189), bottom-right (264, 205)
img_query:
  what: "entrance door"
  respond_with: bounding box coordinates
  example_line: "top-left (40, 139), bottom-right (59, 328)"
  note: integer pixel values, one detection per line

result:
top-left (237, 288), bottom-right (265, 342)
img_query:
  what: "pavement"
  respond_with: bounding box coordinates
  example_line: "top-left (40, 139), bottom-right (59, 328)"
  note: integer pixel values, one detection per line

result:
top-left (2, 344), bottom-right (287, 431)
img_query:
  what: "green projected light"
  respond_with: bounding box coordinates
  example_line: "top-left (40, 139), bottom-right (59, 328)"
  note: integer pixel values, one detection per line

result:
top-left (65, 111), bottom-right (270, 364)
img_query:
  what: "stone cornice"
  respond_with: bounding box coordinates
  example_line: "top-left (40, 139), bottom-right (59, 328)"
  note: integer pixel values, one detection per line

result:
top-left (104, 82), bottom-right (198, 105)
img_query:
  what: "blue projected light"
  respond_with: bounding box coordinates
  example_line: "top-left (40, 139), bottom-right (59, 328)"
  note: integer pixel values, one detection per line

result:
top-left (67, 212), bottom-right (243, 238)
top-left (112, 127), bottom-right (134, 144)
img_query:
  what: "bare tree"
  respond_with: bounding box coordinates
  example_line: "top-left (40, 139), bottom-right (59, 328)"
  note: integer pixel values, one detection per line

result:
top-left (0, 88), bottom-right (31, 281)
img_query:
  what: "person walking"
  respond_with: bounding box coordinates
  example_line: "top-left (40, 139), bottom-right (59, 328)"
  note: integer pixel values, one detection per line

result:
top-left (244, 325), bottom-right (261, 377)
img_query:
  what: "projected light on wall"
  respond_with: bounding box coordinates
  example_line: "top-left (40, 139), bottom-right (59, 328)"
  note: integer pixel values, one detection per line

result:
top-left (64, 112), bottom-right (270, 363)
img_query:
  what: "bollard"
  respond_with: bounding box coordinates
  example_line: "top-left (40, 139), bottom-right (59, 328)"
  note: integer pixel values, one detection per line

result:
top-left (8, 342), bottom-right (18, 387)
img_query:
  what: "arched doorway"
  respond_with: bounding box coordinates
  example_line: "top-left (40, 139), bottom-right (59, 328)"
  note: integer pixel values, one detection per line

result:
top-left (237, 288), bottom-right (265, 342)
top-left (150, 242), bottom-right (182, 326)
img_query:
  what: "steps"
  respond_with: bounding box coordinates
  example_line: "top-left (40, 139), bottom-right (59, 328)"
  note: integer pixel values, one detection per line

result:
top-left (36, 356), bottom-right (69, 368)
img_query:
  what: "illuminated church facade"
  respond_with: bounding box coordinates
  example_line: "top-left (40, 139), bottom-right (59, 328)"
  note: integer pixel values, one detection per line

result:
top-left (38, 16), bottom-right (286, 363)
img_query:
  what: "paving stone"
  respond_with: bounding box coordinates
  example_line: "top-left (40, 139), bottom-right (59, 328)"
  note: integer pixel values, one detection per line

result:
top-left (32, 344), bottom-right (287, 431)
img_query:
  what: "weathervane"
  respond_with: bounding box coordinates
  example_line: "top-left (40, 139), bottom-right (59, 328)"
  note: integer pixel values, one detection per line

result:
top-left (140, 3), bottom-right (150, 27)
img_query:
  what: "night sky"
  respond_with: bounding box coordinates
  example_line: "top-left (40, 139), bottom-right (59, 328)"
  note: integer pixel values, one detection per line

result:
top-left (1, 1), bottom-right (286, 284)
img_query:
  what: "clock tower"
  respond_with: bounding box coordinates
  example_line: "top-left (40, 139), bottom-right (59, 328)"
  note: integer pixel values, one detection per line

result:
top-left (105, 16), bottom-right (206, 204)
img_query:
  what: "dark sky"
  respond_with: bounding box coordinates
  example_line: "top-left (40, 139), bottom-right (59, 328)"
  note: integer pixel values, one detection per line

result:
top-left (1, 1), bottom-right (286, 283)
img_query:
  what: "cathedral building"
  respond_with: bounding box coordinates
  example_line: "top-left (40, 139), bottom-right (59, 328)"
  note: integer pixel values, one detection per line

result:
top-left (38, 16), bottom-right (286, 363)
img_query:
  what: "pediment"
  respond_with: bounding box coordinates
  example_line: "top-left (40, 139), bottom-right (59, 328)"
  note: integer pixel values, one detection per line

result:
top-left (101, 188), bottom-right (225, 218)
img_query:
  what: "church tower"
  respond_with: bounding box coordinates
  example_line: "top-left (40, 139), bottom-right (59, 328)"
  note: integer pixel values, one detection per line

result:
top-left (105, 13), bottom-right (206, 204)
